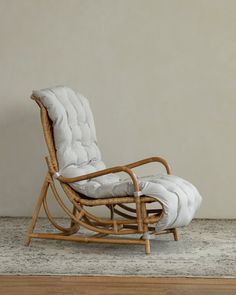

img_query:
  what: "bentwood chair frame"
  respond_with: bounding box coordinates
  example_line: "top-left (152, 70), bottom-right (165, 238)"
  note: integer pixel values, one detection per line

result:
top-left (25, 95), bottom-right (178, 254)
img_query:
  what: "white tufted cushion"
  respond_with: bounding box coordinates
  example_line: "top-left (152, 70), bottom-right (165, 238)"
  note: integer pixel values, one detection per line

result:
top-left (33, 86), bottom-right (202, 231)
top-left (33, 86), bottom-right (108, 181)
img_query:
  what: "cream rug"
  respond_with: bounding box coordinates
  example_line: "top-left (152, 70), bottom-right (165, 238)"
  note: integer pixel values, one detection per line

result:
top-left (0, 218), bottom-right (235, 277)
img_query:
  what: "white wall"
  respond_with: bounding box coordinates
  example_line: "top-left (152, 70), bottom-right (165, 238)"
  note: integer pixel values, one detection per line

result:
top-left (0, 0), bottom-right (236, 218)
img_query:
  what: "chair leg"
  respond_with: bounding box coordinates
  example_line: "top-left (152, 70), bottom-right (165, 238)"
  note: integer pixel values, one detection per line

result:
top-left (70, 205), bottom-right (77, 227)
top-left (145, 239), bottom-right (151, 255)
top-left (24, 173), bottom-right (50, 246)
top-left (142, 203), bottom-right (151, 254)
top-left (173, 228), bottom-right (179, 241)
top-left (70, 205), bottom-right (80, 232)
top-left (109, 204), bottom-right (114, 220)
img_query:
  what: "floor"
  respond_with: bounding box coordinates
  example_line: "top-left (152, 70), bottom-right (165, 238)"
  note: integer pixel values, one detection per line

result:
top-left (0, 276), bottom-right (236, 295)
top-left (1, 218), bottom-right (236, 277)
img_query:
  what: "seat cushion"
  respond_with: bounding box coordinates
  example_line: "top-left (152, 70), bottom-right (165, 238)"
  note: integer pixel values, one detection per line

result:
top-left (70, 173), bottom-right (202, 231)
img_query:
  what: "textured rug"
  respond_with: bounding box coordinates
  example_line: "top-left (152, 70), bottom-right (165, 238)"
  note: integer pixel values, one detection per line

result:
top-left (0, 218), bottom-right (235, 277)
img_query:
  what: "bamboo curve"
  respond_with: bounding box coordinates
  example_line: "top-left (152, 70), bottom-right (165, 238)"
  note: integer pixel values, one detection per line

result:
top-left (34, 98), bottom-right (58, 171)
top-left (50, 179), bottom-right (139, 235)
top-left (62, 184), bottom-right (144, 227)
top-left (125, 156), bottom-right (172, 175)
top-left (61, 182), bottom-right (161, 225)
top-left (43, 188), bottom-right (79, 235)
top-left (113, 207), bottom-right (136, 220)
top-left (118, 203), bottom-right (137, 213)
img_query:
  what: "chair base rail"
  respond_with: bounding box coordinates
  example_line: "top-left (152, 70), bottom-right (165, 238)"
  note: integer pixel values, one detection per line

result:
top-left (29, 233), bottom-right (147, 246)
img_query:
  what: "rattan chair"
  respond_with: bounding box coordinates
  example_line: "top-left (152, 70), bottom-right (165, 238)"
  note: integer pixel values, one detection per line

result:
top-left (25, 87), bottom-right (201, 254)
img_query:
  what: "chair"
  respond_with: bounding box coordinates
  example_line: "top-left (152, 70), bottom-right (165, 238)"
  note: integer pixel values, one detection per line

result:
top-left (25, 86), bottom-right (202, 254)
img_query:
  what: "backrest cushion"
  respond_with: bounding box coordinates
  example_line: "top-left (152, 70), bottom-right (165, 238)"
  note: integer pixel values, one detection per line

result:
top-left (33, 86), bottom-right (106, 178)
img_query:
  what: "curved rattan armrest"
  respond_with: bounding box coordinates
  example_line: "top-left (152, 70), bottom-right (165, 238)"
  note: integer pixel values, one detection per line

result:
top-left (45, 157), bottom-right (140, 192)
top-left (125, 156), bottom-right (172, 174)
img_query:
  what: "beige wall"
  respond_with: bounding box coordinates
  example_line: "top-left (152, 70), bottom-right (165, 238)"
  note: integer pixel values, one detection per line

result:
top-left (0, 0), bottom-right (235, 218)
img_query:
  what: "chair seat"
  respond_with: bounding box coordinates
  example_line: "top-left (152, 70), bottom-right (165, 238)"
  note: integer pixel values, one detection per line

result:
top-left (69, 173), bottom-right (202, 231)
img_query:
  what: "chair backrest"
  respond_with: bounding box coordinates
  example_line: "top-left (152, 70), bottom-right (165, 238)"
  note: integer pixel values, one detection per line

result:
top-left (32, 86), bottom-right (106, 176)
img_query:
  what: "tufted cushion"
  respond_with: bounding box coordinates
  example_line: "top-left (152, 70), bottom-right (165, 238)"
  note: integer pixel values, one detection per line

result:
top-left (33, 86), bottom-right (202, 231)
top-left (71, 173), bottom-right (202, 231)
top-left (33, 86), bottom-right (108, 182)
